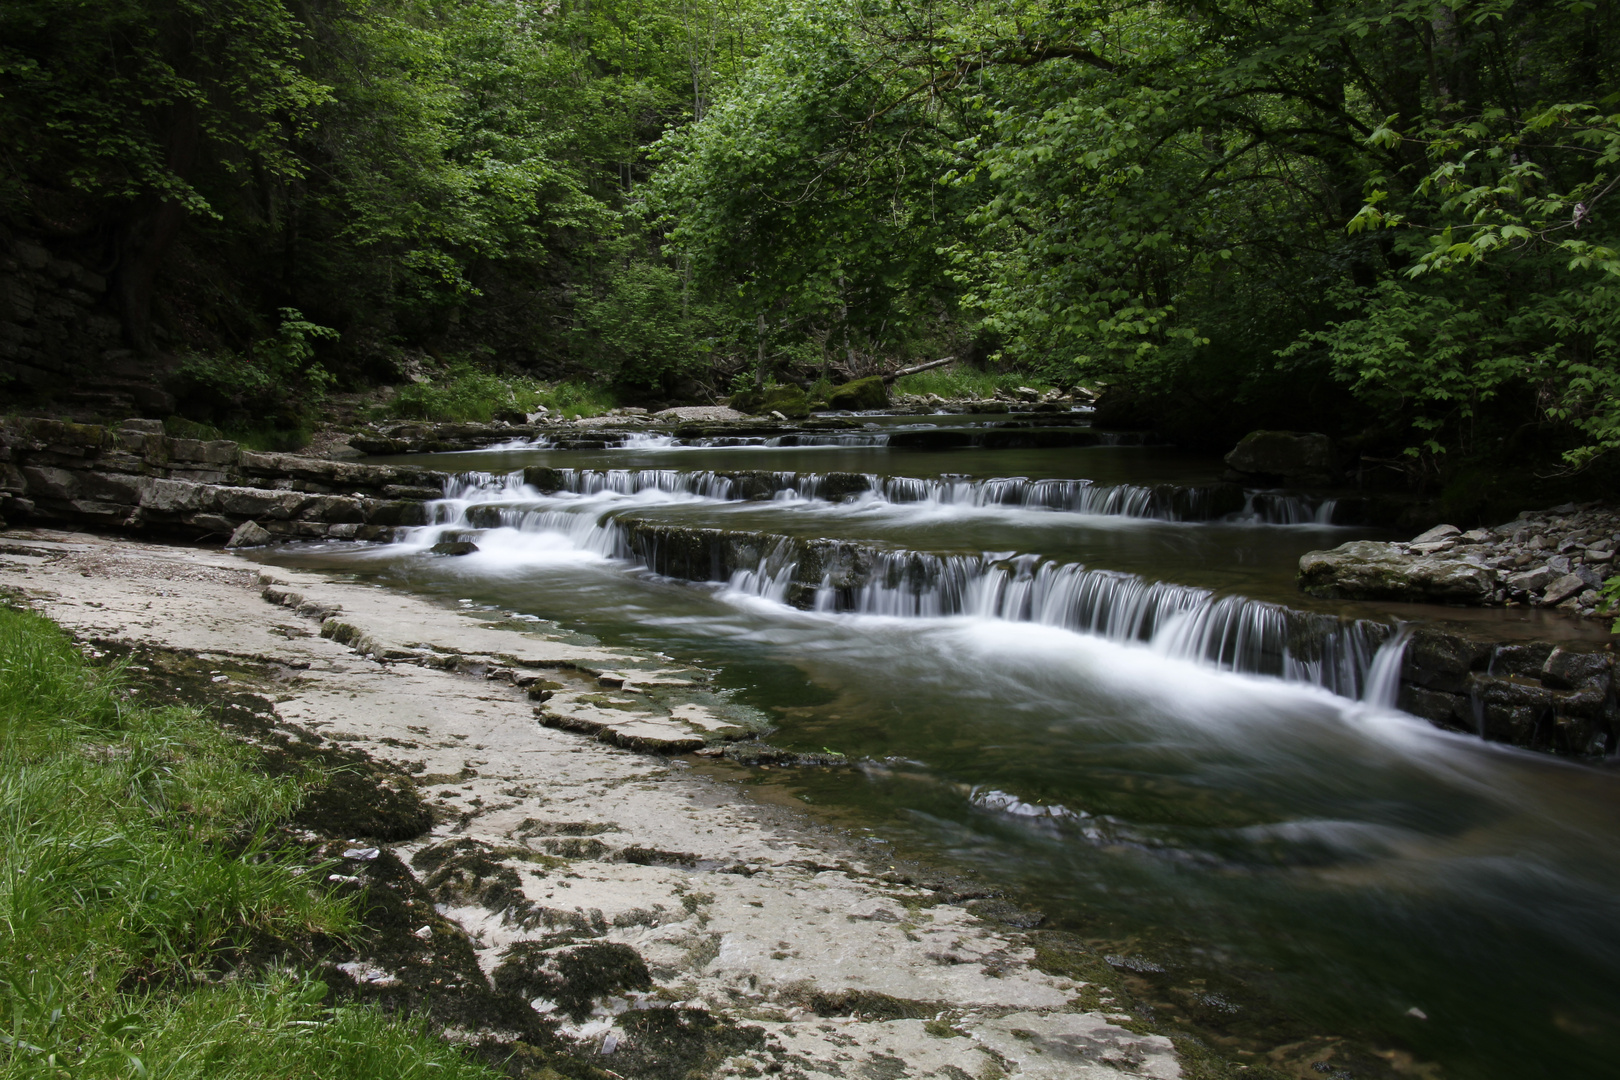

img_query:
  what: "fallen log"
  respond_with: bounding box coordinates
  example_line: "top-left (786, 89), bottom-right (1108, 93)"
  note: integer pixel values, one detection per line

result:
top-left (880, 356), bottom-right (955, 384)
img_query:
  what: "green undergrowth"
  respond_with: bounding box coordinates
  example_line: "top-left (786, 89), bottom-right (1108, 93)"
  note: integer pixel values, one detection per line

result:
top-left (0, 604), bottom-right (498, 1080)
top-left (891, 368), bottom-right (1052, 400)
top-left (383, 364), bottom-right (617, 423)
top-left (159, 416), bottom-right (314, 453)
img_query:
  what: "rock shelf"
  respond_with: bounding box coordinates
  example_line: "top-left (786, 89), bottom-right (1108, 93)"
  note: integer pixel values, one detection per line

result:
top-left (0, 416), bottom-right (443, 540)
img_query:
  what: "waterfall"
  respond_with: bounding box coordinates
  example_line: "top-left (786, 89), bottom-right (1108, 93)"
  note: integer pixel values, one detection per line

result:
top-left (1235, 491), bottom-right (1339, 525)
top-left (1360, 624), bottom-right (1413, 708)
top-left (724, 537), bottom-right (800, 603)
top-left (804, 548), bottom-right (1391, 698)
top-left (480, 468), bottom-right (1341, 524)
top-left (401, 472), bottom-right (1388, 703)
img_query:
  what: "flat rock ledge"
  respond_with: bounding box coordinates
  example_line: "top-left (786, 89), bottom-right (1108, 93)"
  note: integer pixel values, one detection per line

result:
top-left (0, 416), bottom-right (446, 541)
top-left (1300, 503), bottom-right (1619, 619)
top-left (0, 529), bottom-right (1183, 1080)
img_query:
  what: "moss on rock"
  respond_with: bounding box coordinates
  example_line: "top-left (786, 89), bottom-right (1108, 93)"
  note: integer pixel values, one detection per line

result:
top-left (825, 376), bottom-right (888, 411)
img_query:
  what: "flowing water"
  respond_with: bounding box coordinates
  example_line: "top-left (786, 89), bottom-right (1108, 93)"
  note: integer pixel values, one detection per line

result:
top-left (261, 421), bottom-right (1620, 1079)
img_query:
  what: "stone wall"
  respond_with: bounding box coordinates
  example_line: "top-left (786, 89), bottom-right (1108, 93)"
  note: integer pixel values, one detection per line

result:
top-left (0, 417), bottom-right (440, 541)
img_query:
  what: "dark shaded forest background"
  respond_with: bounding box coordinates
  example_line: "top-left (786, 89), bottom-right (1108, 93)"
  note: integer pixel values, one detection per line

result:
top-left (2, 0), bottom-right (1617, 512)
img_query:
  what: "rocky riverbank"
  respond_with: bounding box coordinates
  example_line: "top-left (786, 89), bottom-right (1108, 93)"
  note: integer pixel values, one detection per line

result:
top-left (0, 528), bottom-right (1183, 1080)
top-left (1300, 504), bottom-right (1618, 620)
top-left (0, 416), bottom-right (443, 540)
top-left (0, 412), bottom-right (1126, 543)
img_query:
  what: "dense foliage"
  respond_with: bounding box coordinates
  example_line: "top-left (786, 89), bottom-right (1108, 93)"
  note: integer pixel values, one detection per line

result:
top-left (2, 0), bottom-right (1615, 490)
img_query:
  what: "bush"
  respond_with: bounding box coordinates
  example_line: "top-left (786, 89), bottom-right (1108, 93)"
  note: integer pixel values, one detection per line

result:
top-left (574, 259), bottom-right (714, 391)
top-left (168, 310), bottom-right (338, 437)
top-left (729, 383), bottom-right (810, 418)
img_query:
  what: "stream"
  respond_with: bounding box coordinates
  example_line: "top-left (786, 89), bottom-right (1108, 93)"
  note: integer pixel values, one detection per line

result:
top-left (260, 414), bottom-right (1620, 1079)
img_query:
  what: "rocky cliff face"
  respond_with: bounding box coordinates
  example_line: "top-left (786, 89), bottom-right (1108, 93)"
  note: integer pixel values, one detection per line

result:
top-left (1400, 626), bottom-right (1616, 756)
top-left (0, 237), bottom-right (172, 416)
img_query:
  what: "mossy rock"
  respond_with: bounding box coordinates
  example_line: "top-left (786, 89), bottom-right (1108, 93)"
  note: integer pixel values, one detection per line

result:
top-left (728, 384), bottom-right (811, 419)
top-left (825, 376), bottom-right (888, 411)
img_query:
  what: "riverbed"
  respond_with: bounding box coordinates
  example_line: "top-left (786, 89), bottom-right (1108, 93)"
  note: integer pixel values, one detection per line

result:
top-left (260, 415), bottom-right (1620, 1079)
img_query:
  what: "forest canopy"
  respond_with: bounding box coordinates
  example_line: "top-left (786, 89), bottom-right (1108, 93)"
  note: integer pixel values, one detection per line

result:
top-left (1, 0), bottom-right (1616, 486)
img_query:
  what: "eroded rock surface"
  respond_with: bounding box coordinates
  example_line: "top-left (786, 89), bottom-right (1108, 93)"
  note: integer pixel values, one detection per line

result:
top-left (0, 416), bottom-right (443, 540)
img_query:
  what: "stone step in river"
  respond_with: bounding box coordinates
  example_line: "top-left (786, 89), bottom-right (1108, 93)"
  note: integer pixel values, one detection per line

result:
top-left (262, 432), bottom-right (1620, 1080)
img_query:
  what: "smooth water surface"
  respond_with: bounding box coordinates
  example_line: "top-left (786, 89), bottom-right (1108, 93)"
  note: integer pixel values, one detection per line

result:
top-left (267, 433), bottom-right (1620, 1078)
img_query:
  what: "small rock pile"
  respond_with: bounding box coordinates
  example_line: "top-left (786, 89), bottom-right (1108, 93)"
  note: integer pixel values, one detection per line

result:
top-left (1441, 504), bottom-right (1617, 617)
top-left (1300, 502), bottom-right (1618, 617)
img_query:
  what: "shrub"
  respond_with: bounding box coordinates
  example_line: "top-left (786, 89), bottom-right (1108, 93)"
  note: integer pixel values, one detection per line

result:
top-left (168, 309), bottom-right (338, 436)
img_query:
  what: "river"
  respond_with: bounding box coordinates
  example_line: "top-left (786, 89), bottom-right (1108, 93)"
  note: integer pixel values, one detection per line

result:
top-left (259, 413), bottom-right (1620, 1079)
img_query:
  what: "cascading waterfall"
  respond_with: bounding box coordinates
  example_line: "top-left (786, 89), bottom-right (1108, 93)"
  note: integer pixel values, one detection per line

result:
top-left (1237, 491), bottom-right (1339, 525)
top-left (1360, 623), bottom-right (1413, 709)
top-left (621, 431), bottom-right (893, 449)
top-left (789, 548), bottom-right (1396, 703)
top-left (403, 470), bottom-right (1396, 706)
top-left (724, 537), bottom-right (800, 603)
top-left (500, 468), bottom-right (1342, 524)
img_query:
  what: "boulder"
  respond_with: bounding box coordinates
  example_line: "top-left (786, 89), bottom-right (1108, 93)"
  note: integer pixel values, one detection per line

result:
top-left (1505, 566), bottom-right (1557, 594)
top-left (226, 520), bottom-right (273, 548)
top-left (728, 384), bottom-right (811, 419)
top-left (824, 376), bottom-right (888, 411)
top-left (1542, 573), bottom-right (1587, 606)
top-left (430, 540), bottom-right (480, 556)
top-left (1224, 430), bottom-right (1337, 484)
top-left (1411, 524), bottom-right (1461, 544)
top-left (1298, 540), bottom-right (1497, 602)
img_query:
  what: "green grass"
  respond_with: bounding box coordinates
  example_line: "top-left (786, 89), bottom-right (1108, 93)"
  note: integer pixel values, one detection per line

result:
top-left (160, 416), bottom-right (313, 453)
top-left (891, 367), bottom-right (1052, 400)
top-left (0, 604), bottom-right (499, 1080)
top-left (384, 364), bottom-right (617, 422)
